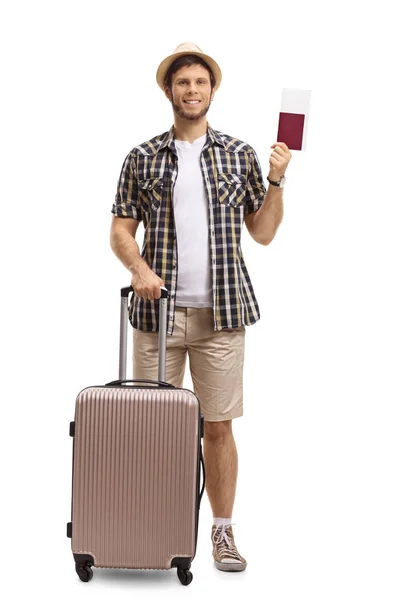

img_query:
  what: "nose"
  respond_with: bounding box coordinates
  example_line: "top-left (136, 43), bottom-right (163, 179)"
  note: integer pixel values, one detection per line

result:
top-left (187, 81), bottom-right (198, 94)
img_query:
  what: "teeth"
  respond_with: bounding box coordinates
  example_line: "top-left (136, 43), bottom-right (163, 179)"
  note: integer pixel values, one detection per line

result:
top-left (185, 100), bottom-right (200, 104)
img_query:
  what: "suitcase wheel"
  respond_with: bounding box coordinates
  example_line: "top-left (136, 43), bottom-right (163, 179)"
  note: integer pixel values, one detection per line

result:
top-left (76, 563), bottom-right (93, 582)
top-left (177, 568), bottom-right (193, 586)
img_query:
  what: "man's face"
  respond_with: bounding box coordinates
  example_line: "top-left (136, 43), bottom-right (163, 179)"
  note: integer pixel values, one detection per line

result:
top-left (166, 64), bottom-right (214, 121)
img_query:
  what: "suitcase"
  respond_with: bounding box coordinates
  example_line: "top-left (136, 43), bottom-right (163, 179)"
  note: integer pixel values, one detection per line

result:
top-left (67, 285), bottom-right (206, 586)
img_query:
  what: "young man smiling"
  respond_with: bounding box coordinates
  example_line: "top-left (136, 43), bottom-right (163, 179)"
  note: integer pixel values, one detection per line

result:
top-left (110, 42), bottom-right (292, 572)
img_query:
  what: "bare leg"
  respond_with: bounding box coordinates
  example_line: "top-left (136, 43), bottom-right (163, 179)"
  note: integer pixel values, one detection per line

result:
top-left (202, 420), bottom-right (238, 518)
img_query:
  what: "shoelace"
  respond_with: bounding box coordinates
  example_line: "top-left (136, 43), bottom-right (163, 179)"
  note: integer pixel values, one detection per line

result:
top-left (212, 523), bottom-right (240, 556)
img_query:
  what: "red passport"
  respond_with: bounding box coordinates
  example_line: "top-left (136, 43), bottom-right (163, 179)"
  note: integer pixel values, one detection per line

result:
top-left (277, 112), bottom-right (305, 150)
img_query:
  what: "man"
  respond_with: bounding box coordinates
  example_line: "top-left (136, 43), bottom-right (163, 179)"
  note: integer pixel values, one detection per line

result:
top-left (110, 42), bottom-right (291, 572)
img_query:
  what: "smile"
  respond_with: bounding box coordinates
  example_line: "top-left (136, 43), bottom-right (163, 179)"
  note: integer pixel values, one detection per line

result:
top-left (184, 100), bottom-right (201, 104)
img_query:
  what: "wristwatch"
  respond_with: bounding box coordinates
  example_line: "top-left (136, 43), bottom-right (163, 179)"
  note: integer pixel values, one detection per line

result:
top-left (267, 175), bottom-right (286, 188)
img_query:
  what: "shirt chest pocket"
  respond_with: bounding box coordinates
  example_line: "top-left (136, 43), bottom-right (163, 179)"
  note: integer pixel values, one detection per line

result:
top-left (138, 177), bottom-right (164, 211)
top-left (217, 172), bottom-right (247, 208)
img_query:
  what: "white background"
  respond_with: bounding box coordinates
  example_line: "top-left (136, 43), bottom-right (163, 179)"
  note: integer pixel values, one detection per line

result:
top-left (1, 0), bottom-right (399, 598)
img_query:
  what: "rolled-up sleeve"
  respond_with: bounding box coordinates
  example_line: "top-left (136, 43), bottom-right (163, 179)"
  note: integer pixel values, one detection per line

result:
top-left (244, 149), bottom-right (267, 217)
top-left (111, 152), bottom-right (142, 220)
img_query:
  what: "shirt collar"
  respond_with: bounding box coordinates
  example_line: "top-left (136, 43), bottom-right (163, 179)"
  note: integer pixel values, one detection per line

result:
top-left (206, 124), bottom-right (225, 149)
top-left (159, 126), bottom-right (175, 152)
top-left (158, 123), bottom-right (226, 153)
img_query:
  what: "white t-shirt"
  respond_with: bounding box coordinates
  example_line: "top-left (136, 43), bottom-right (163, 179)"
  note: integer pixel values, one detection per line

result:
top-left (173, 134), bottom-right (213, 308)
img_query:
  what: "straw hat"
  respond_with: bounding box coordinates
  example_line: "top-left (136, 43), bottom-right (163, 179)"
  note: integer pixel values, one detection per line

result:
top-left (156, 42), bottom-right (222, 91)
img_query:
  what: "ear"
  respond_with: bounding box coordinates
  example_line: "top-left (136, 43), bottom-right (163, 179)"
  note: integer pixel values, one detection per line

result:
top-left (164, 87), bottom-right (172, 102)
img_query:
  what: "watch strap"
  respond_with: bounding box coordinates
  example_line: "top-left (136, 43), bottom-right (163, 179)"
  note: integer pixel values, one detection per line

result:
top-left (267, 176), bottom-right (281, 186)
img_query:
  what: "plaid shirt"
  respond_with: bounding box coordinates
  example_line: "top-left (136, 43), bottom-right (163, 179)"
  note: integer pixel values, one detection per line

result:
top-left (111, 124), bottom-right (266, 335)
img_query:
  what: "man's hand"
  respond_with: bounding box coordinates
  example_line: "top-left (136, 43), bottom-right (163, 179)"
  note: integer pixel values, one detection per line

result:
top-left (131, 262), bottom-right (165, 301)
top-left (268, 142), bottom-right (292, 182)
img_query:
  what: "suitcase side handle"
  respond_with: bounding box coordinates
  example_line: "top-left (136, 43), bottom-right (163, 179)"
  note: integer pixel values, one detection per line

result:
top-left (105, 378), bottom-right (175, 388)
top-left (199, 446), bottom-right (206, 503)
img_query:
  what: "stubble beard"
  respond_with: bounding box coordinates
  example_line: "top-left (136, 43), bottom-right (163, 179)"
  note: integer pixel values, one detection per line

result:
top-left (171, 96), bottom-right (211, 121)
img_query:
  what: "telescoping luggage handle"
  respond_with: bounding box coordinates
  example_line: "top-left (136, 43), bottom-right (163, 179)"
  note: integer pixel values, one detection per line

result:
top-left (105, 285), bottom-right (172, 388)
top-left (104, 285), bottom-right (207, 503)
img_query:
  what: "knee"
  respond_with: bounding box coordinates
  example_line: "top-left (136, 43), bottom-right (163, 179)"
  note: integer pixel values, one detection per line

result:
top-left (204, 419), bottom-right (232, 441)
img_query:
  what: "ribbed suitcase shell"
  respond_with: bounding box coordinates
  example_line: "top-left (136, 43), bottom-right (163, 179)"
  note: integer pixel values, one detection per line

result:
top-left (71, 384), bottom-right (201, 570)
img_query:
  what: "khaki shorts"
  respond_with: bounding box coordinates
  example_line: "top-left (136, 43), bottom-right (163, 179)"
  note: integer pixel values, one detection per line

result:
top-left (133, 307), bottom-right (246, 422)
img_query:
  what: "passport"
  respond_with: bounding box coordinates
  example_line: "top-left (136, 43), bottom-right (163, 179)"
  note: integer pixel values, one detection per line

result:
top-left (278, 89), bottom-right (311, 151)
top-left (277, 112), bottom-right (305, 150)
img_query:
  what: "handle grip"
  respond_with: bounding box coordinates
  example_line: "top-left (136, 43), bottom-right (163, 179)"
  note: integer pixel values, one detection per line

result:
top-left (105, 378), bottom-right (175, 388)
top-left (121, 285), bottom-right (170, 299)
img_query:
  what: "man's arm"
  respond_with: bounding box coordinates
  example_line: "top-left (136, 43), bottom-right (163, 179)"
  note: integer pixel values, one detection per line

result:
top-left (110, 216), bottom-right (165, 299)
top-left (244, 141), bottom-right (291, 245)
top-left (245, 184), bottom-right (284, 246)
top-left (110, 216), bottom-right (147, 274)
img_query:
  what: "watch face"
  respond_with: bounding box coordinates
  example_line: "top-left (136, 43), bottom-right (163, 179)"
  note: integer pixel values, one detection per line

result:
top-left (280, 176), bottom-right (286, 187)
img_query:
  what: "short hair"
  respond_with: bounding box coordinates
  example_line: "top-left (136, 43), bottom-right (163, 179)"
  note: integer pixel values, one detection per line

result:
top-left (163, 54), bottom-right (216, 93)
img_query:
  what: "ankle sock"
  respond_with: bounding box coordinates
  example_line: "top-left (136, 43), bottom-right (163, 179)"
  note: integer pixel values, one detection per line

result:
top-left (213, 517), bottom-right (232, 527)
